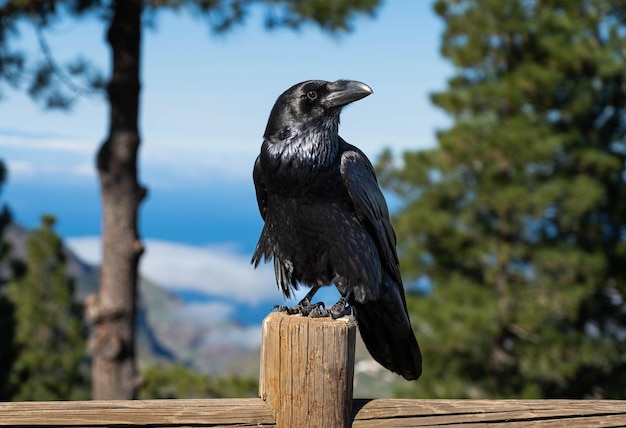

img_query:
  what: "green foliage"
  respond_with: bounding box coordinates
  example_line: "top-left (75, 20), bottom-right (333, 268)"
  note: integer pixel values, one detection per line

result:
top-left (139, 364), bottom-right (258, 399)
top-left (6, 215), bottom-right (90, 400)
top-left (147, 0), bottom-right (379, 32)
top-left (0, 160), bottom-right (16, 400)
top-left (0, 0), bottom-right (105, 107)
top-left (0, 0), bottom-right (380, 108)
top-left (380, 0), bottom-right (626, 398)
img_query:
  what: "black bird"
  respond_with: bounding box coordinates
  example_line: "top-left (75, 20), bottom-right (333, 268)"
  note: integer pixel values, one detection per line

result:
top-left (251, 79), bottom-right (422, 381)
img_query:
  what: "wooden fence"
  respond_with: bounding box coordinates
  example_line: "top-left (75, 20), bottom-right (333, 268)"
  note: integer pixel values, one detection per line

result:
top-left (1, 312), bottom-right (625, 427)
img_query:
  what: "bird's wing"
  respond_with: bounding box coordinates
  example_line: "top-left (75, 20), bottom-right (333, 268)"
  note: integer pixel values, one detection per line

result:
top-left (253, 155), bottom-right (268, 221)
top-left (340, 142), bottom-right (422, 381)
top-left (339, 141), bottom-right (402, 283)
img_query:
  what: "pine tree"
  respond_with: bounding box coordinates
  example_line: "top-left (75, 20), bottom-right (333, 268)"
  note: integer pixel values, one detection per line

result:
top-left (379, 0), bottom-right (626, 398)
top-left (6, 215), bottom-right (89, 400)
top-left (0, 160), bottom-right (16, 400)
top-left (139, 365), bottom-right (258, 399)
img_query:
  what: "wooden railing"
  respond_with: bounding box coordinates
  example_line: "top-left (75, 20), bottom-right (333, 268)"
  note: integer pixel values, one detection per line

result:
top-left (1, 312), bottom-right (625, 427)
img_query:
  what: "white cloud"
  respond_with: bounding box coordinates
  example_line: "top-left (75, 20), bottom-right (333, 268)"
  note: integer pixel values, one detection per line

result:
top-left (141, 240), bottom-right (279, 305)
top-left (0, 130), bottom-right (253, 185)
top-left (0, 132), bottom-right (98, 182)
top-left (199, 324), bottom-right (262, 350)
top-left (65, 236), bottom-right (102, 265)
top-left (7, 160), bottom-right (97, 180)
top-left (172, 301), bottom-right (235, 325)
top-left (140, 135), bottom-right (256, 184)
top-left (6, 160), bottom-right (37, 179)
top-left (0, 134), bottom-right (95, 154)
top-left (66, 236), bottom-right (281, 306)
top-left (69, 162), bottom-right (97, 178)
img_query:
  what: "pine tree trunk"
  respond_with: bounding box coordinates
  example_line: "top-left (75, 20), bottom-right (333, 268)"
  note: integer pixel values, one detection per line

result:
top-left (90, 0), bottom-right (144, 400)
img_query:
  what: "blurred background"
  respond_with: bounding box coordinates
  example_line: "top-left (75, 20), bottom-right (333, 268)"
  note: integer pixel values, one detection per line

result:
top-left (0, 0), bottom-right (625, 400)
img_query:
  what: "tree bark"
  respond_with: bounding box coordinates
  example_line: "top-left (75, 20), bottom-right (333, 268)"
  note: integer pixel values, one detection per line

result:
top-left (89, 0), bottom-right (144, 400)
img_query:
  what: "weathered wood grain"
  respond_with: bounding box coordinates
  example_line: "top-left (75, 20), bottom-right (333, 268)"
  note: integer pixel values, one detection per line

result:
top-left (1, 398), bottom-right (625, 427)
top-left (259, 312), bottom-right (357, 428)
top-left (0, 398), bottom-right (274, 427)
top-left (352, 398), bottom-right (626, 427)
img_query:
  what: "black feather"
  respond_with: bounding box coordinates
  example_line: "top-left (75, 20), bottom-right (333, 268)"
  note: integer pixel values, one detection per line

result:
top-left (251, 79), bottom-right (422, 381)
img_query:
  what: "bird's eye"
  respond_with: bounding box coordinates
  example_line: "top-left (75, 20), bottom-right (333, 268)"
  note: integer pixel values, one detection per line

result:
top-left (306, 90), bottom-right (318, 100)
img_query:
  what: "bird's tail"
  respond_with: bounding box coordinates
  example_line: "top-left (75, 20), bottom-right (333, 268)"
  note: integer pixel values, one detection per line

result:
top-left (352, 277), bottom-right (422, 381)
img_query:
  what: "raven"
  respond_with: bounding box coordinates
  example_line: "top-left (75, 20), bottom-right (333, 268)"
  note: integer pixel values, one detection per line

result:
top-left (252, 79), bottom-right (422, 381)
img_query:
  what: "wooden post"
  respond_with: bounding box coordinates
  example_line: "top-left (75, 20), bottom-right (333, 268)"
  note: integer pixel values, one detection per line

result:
top-left (259, 312), bottom-right (357, 428)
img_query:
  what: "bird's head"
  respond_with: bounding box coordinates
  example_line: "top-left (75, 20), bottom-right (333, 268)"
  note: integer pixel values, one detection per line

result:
top-left (263, 79), bottom-right (373, 143)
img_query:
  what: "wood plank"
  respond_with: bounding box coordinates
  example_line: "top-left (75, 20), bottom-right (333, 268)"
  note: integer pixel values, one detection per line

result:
top-left (1, 398), bottom-right (625, 427)
top-left (0, 398), bottom-right (275, 427)
top-left (352, 399), bottom-right (626, 427)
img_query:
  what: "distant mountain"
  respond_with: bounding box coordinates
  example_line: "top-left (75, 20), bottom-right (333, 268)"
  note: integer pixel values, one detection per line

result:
top-left (2, 223), bottom-right (260, 376)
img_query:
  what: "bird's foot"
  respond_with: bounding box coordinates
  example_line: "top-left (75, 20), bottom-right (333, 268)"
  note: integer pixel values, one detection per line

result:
top-left (309, 297), bottom-right (351, 319)
top-left (273, 301), bottom-right (325, 317)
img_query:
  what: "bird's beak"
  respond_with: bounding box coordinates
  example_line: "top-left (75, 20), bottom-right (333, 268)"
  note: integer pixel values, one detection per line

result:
top-left (324, 80), bottom-right (373, 108)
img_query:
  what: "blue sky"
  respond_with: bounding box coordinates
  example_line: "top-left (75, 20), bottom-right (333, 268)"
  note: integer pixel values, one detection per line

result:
top-left (0, 1), bottom-right (452, 315)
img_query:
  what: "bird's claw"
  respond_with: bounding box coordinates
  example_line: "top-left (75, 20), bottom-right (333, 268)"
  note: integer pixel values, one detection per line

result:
top-left (273, 301), bottom-right (325, 316)
top-left (310, 301), bottom-right (351, 319)
top-left (274, 294), bottom-right (350, 319)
